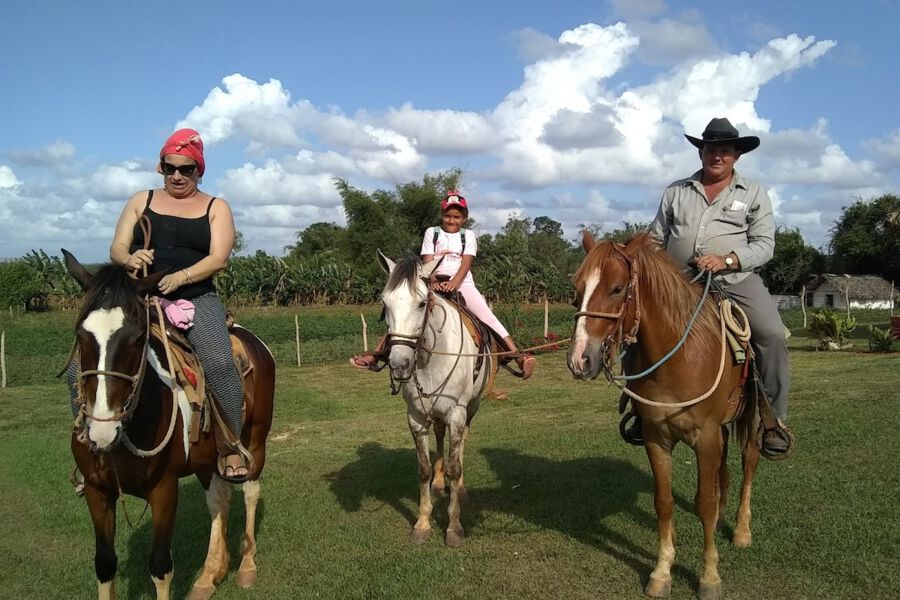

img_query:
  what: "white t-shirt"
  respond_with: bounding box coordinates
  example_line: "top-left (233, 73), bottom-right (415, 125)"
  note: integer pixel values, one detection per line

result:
top-left (420, 227), bottom-right (478, 284)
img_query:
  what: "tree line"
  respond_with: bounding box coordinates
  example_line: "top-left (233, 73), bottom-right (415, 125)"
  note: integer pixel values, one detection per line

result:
top-left (1, 172), bottom-right (897, 310)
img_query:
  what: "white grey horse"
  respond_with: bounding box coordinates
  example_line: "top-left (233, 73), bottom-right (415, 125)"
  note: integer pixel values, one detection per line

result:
top-left (377, 251), bottom-right (493, 547)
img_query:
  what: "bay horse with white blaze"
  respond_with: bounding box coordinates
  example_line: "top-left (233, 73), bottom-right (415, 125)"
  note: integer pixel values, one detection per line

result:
top-left (567, 233), bottom-right (761, 600)
top-left (64, 251), bottom-right (275, 600)
top-left (377, 251), bottom-right (494, 547)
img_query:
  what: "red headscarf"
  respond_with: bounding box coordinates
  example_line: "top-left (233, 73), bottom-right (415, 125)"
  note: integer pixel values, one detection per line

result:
top-left (160, 128), bottom-right (205, 176)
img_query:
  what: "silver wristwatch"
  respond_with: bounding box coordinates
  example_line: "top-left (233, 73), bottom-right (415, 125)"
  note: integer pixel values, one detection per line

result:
top-left (724, 256), bottom-right (734, 268)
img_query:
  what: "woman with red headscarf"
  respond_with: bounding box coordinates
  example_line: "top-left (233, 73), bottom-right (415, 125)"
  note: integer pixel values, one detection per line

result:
top-left (107, 128), bottom-right (249, 482)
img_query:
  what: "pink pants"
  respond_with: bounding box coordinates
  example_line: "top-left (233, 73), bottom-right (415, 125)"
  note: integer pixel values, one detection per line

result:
top-left (457, 282), bottom-right (509, 339)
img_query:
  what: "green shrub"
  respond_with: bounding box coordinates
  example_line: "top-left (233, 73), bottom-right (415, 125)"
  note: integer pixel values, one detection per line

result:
top-left (0, 260), bottom-right (44, 311)
top-left (808, 309), bottom-right (857, 351)
top-left (867, 325), bottom-right (895, 352)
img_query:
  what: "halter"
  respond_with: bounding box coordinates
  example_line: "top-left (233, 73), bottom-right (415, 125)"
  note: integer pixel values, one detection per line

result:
top-left (77, 299), bottom-right (152, 424)
top-left (384, 281), bottom-right (468, 422)
top-left (573, 244), bottom-right (642, 348)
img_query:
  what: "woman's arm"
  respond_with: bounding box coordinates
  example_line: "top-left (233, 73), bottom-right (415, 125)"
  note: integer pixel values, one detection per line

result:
top-left (158, 198), bottom-right (236, 295)
top-left (110, 192), bottom-right (154, 271)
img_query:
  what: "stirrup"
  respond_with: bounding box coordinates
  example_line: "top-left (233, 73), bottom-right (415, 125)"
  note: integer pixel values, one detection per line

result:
top-left (756, 420), bottom-right (795, 461)
top-left (619, 412), bottom-right (644, 446)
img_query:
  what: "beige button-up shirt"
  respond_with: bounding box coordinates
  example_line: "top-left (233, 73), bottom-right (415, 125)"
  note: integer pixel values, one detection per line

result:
top-left (650, 169), bottom-right (775, 285)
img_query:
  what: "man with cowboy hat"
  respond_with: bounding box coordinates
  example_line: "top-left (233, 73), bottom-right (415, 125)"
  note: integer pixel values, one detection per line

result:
top-left (624, 117), bottom-right (790, 455)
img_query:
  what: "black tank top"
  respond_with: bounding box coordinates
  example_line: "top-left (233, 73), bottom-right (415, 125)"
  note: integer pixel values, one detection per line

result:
top-left (130, 190), bottom-right (217, 300)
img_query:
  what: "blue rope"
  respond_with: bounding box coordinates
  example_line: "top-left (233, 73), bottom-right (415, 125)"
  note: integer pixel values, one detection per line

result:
top-left (612, 270), bottom-right (713, 381)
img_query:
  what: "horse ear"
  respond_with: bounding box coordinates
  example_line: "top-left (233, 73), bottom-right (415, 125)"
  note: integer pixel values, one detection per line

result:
top-left (131, 271), bottom-right (167, 296)
top-left (377, 249), bottom-right (395, 274)
top-left (581, 230), bottom-right (596, 253)
top-left (421, 256), bottom-right (444, 280)
top-left (62, 249), bottom-right (92, 291)
top-left (622, 231), bottom-right (648, 257)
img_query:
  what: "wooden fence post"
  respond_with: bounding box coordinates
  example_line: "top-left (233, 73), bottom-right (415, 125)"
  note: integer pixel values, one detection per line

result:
top-left (1, 330), bottom-right (6, 389)
top-left (845, 287), bottom-right (851, 319)
top-left (361, 313), bottom-right (368, 351)
top-left (294, 315), bottom-right (301, 367)
top-left (800, 284), bottom-right (807, 329)
top-left (543, 295), bottom-right (549, 338)
top-left (891, 281), bottom-right (895, 317)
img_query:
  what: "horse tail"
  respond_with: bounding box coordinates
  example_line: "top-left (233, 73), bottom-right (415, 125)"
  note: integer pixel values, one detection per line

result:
top-left (732, 381), bottom-right (758, 451)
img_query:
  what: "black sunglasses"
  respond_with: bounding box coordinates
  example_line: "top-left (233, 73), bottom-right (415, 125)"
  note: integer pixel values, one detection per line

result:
top-left (160, 162), bottom-right (197, 177)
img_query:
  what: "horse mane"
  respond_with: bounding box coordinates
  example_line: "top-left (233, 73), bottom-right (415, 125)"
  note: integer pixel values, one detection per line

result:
top-left (385, 256), bottom-right (422, 294)
top-left (75, 263), bottom-right (146, 327)
top-left (628, 233), bottom-right (720, 350)
top-left (576, 233), bottom-right (719, 352)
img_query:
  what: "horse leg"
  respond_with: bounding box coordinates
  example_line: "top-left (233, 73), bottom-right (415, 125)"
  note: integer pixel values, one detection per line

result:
top-left (695, 432), bottom-right (725, 600)
top-left (717, 425), bottom-right (730, 532)
top-left (644, 439), bottom-right (675, 598)
top-left (444, 405), bottom-right (468, 548)
top-left (431, 419), bottom-right (446, 494)
top-left (148, 478), bottom-right (179, 600)
top-left (408, 414), bottom-right (433, 544)
top-left (85, 485), bottom-right (118, 600)
top-left (189, 475), bottom-right (232, 600)
top-left (455, 425), bottom-right (470, 504)
top-left (733, 430), bottom-right (761, 548)
top-left (236, 479), bottom-right (261, 588)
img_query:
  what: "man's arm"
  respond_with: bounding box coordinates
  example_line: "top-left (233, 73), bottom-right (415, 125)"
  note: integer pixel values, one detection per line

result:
top-left (649, 188), bottom-right (674, 249)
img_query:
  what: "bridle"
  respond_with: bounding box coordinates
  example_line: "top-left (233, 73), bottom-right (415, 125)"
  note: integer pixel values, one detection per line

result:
top-left (76, 299), bottom-right (152, 424)
top-left (573, 244), bottom-right (642, 352)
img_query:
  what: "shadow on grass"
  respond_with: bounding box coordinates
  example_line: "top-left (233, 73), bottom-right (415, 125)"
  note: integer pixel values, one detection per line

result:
top-left (476, 447), bottom-right (698, 590)
top-left (327, 441), bottom-right (699, 590)
top-left (327, 441), bottom-right (418, 525)
top-left (117, 478), bottom-right (266, 600)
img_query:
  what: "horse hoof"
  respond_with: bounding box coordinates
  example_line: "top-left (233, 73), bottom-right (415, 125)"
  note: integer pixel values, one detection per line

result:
top-left (188, 584), bottom-right (216, 600)
top-left (698, 581), bottom-right (722, 600)
top-left (237, 567), bottom-right (257, 589)
top-left (733, 531), bottom-right (752, 548)
top-left (644, 576), bottom-right (671, 597)
top-left (410, 527), bottom-right (432, 545)
top-left (445, 528), bottom-right (465, 548)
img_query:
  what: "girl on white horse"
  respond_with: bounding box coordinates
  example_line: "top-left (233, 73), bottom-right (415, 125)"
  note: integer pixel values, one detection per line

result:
top-left (351, 191), bottom-right (536, 379)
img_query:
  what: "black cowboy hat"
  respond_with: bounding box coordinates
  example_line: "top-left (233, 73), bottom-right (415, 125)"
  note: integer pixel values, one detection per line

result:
top-left (685, 117), bottom-right (760, 153)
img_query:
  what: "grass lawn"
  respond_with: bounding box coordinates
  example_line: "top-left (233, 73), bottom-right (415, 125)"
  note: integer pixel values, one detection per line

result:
top-left (0, 307), bottom-right (898, 599)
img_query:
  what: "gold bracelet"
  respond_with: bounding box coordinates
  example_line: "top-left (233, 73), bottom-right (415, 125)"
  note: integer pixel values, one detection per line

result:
top-left (183, 268), bottom-right (193, 284)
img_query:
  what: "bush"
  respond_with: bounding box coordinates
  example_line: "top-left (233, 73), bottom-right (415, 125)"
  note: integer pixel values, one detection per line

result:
top-left (808, 309), bottom-right (856, 351)
top-left (867, 325), bottom-right (895, 352)
top-left (0, 260), bottom-right (44, 311)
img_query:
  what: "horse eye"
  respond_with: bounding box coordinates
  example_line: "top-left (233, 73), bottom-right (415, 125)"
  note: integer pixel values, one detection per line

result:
top-left (418, 300), bottom-right (427, 309)
top-left (612, 286), bottom-right (624, 295)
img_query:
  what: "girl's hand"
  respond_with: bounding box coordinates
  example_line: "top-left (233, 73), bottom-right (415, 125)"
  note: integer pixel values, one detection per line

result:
top-left (125, 249), bottom-right (154, 272)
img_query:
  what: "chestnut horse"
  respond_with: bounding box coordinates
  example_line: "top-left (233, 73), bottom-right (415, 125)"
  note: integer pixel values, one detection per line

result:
top-left (64, 251), bottom-right (275, 600)
top-left (567, 233), bottom-right (760, 600)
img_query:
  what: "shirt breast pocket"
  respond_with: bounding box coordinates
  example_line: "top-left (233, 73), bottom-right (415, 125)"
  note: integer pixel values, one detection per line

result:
top-left (718, 208), bottom-right (749, 228)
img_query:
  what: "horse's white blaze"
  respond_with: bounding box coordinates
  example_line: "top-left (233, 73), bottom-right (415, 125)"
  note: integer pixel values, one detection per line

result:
top-left (83, 307), bottom-right (125, 447)
top-left (571, 272), bottom-right (600, 370)
top-left (148, 348), bottom-right (193, 460)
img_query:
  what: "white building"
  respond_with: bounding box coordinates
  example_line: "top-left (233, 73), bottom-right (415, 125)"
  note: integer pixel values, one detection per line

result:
top-left (805, 274), bottom-right (895, 310)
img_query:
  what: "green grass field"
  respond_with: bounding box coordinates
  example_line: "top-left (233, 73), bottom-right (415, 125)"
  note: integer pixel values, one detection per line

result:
top-left (0, 306), bottom-right (898, 599)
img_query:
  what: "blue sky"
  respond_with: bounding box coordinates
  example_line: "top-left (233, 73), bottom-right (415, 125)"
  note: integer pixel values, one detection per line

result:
top-left (2, 0), bottom-right (899, 262)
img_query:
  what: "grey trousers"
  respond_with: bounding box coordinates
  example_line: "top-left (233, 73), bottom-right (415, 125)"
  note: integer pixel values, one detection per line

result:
top-left (722, 273), bottom-right (790, 420)
top-left (67, 292), bottom-right (244, 436)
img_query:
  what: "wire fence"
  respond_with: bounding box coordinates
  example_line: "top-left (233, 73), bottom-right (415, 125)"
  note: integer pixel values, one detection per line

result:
top-left (0, 303), bottom-right (579, 387)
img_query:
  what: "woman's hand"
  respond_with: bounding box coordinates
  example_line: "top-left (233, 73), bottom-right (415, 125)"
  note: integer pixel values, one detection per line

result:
top-left (435, 279), bottom-right (460, 292)
top-left (125, 249), bottom-right (154, 273)
top-left (158, 270), bottom-right (189, 295)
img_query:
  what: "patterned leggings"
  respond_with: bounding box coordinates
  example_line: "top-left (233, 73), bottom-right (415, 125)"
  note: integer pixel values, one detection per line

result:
top-left (67, 292), bottom-right (244, 436)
